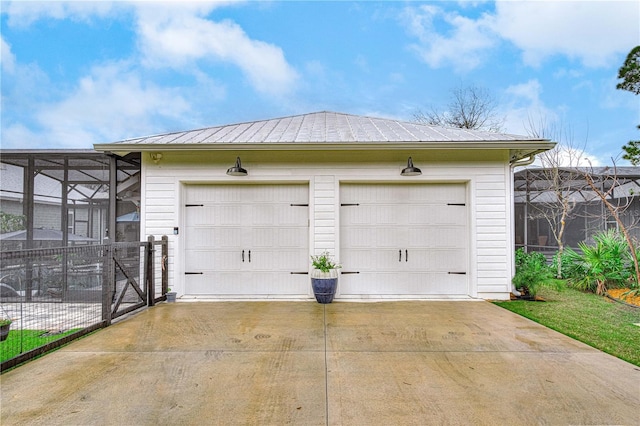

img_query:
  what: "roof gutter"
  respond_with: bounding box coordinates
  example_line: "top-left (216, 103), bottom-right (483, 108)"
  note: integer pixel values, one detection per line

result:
top-left (507, 150), bottom-right (543, 298)
top-left (510, 153), bottom-right (537, 168)
top-left (94, 141), bottom-right (556, 155)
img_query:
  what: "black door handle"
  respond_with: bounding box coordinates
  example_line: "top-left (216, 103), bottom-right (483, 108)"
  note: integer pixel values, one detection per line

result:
top-left (399, 249), bottom-right (402, 262)
top-left (248, 250), bottom-right (251, 263)
top-left (406, 250), bottom-right (408, 262)
top-left (242, 250), bottom-right (245, 262)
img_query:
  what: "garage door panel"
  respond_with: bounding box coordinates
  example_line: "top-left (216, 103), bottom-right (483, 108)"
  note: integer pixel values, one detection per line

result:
top-left (409, 184), bottom-right (466, 203)
top-left (376, 205), bottom-right (407, 224)
top-left (341, 206), bottom-right (373, 226)
top-left (415, 227), bottom-right (466, 248)
top-left (248, 248), bottom-right (306, 271)
top-left (409, 248), bottom-right (467, 271)
top-left (341, 271), bottom-right (467, 296)
top-left (278, 208), bottom-right (309, 226)
top-left (406, 273), bottom-right (467, 295)
top-left (186, 205), bottom-right (243, 226)
top-left (340, 183), bottom-right (469, 297)
top-left (340, 272), bottom-right (399, 294)
top-left (276, 228), bottom-right (308, 248)
top-left (342, 249), bottom-right (407, 272)
top-left (251, 205), bottom-right (277, 225)
top-left (375, 227), bottom-right (407, 247)
top-left (185, 227), bottom-right (243, 249)
top-left (414, 208), bottom-right (467, 226)
top-left (185, 249), bottom-right (238, 272)
top-left (341, 228), bottom-right (375, 248)
top-left (184, 184), bottom-right (309, 297)
top-left (187, 272), bottom-right (308, 296)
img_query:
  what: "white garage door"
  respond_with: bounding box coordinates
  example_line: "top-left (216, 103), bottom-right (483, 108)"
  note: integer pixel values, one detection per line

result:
top-left (340, 183), bottom-right (468, 297)
top-left (184, 184), bottom-right (309, 297)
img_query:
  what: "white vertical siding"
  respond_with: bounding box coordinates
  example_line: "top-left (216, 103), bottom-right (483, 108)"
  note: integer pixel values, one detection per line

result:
top-left (313, 176), bottom-right (336, 254)
top-left (474, 166), bottom-right (511, 298)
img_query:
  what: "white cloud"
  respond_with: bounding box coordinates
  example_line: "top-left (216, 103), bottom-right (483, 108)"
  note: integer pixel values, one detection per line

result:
top-left (494, 0), bottom-right (639, 68)
top-left (133, 2), bottom-right (299, 97)
top-left (534, 146), bottom-right (602, 168)
top-left (4, 0), bottom-right (119, 27)
top-left (3, 1), bottom-right (298, 97)
top-left (402, 5), bottom-right (496, 72)
top-left (501, 79), bottom-right (602, 166)
top-left (404, 1), bottom-right (639, 70)
top-left (502, 79), bottom-right (558, 135)
top-left (3, 62), bottom-right (192, 148)
top-left (0, 36), bottom-right (16, 74)
top-left (1, 123), bottom-right (40, 149)
top-left (1, 0), bottom-right (299, 149)
top-left (50, 63), bottom-right (190, 144)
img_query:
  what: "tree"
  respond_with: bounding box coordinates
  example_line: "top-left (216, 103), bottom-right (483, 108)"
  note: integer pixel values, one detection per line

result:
top-left (616, 46), bottom-right (640, 94)
top-left (523, 117), bottom-right (587, 278)
top-left (413, 85), bottom-right (505, 132)
top-left (616, 46), bottom-right (640, 165)
top-left (622, 139), bottom-right (640, 166)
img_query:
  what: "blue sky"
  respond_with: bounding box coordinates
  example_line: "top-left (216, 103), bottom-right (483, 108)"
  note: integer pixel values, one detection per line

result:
top-left (1, 1), bottom-right (639, 165)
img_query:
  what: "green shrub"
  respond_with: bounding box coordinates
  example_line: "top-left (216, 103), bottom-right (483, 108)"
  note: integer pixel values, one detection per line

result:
top-left (513, 249), bottom-right (563, 297)
top-left (552, 250), bottom-right (585, 280)
top-left (563, 230), bottom-right (633, 295)
top-left (0, 211), bottom-right (25, 233)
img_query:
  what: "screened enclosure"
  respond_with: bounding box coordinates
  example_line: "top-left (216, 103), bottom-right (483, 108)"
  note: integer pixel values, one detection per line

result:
top-left (0, 150), bottom-right (141, 250)
top-left (0, 151), bottom-right (163, 370)
top-left (514, 167), bottom-right (640, 253)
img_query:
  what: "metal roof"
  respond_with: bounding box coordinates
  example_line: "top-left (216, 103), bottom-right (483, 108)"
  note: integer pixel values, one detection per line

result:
top-left (95, 111), bottom-right (549, 147)
top-left (514, 166), bottom-right (640, 203)
top-left (515, 166), bottom-right (640, 180)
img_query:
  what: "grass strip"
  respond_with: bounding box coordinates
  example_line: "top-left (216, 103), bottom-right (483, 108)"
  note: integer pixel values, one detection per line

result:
top-left (494, 288), bottom-right (640, 366)
top-left (1, 329), bottom-right (80, 364)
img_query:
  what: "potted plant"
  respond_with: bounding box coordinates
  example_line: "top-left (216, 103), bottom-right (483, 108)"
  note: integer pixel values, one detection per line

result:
top-left (166, 287), bottom-right (177, 303)
top-left (0, 319), bottom-right (12, 342)
top-left (310, 251), bottom-right (341, 304)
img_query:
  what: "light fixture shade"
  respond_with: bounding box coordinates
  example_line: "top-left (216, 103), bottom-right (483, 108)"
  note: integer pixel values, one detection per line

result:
top-left (226, 157), bottom-right (248, 176)
top-left (401, 157), bottom-right (422, 176)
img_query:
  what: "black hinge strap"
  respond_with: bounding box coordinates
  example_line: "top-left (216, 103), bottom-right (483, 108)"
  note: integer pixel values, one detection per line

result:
top-left (448, 272), bottom-right (467, 275)
top-left (447, 203), bottom-right (466, 206)
top-left (290, 204), bottom-right (309, 207)
top-left (185, 272), bottom-right (203, 275)
top-left (290, 272), bottom-right (309, 275)
top-left (185, 204), bottom-right (204, 207)
top-left (341, 271), bottom-right (360, 274)
top-left (340, 203), bottom-right (360, 207)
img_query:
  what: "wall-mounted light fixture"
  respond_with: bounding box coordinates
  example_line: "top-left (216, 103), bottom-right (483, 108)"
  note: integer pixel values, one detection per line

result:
top-left (150, 152), bottom-right (163, 164)
top-left (401, 157), bottom-right (421, 176)
top-left (226, 157), bottom-right (248, 176)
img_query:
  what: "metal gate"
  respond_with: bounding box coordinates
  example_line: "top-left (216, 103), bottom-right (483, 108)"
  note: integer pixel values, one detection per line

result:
top-left (0, 236), bottom-right (168, 372)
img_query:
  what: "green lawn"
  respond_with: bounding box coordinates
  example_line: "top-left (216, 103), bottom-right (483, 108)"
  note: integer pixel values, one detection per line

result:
top-left (494, 287), bottom-right (640, 366)
top-left (1, 329), bottom-right (80, 364)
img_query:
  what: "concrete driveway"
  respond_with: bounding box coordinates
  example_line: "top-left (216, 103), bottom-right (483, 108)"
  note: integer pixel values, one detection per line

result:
top-left (1, 301), bottom-right (638, 425)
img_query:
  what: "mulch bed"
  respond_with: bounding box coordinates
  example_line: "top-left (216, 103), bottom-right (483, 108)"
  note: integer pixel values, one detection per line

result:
top-left (607, 288), bottom-right (640, 308)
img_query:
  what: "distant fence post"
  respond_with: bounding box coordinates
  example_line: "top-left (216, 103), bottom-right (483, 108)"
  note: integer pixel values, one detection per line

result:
top-left (102, 244), bottom-right (114, 326)
top-left (146, 235), bottom-right (155, 306)
top-left (162, 235), bottom-right (168, 298)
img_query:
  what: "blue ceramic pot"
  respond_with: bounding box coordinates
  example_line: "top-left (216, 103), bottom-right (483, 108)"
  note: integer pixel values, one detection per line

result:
top-left (311, 278), bottom-right (337, 304)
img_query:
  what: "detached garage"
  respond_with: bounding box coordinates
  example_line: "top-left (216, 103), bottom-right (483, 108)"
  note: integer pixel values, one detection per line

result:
top-left (95, 111), bottom-right (554, 301)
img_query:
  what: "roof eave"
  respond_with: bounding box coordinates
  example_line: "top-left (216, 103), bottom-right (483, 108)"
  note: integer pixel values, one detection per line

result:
top-left (95, 140), bottom-right (555, 156)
